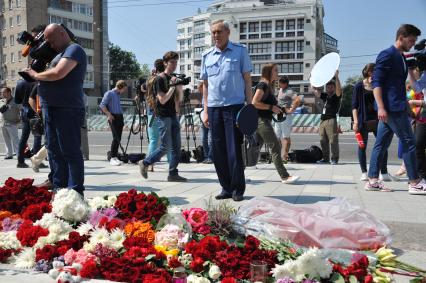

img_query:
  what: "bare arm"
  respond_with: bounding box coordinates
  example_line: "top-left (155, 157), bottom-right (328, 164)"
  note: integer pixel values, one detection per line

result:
top-left (252, 88), bottom-right (282, 114)
top-left (28, 97), bottom-right (37, 113)
top-left (352, 109), bottom-right (359, 132)
top-left (243, 72), bottom-right (252, 104)
top-left (100, 106), bottom-right (114, 122)
top-left (335, 70), bottom-right (342, 97)
top-left (25, 58), bottom-right (78, 81)
top-left (373, 87), bottom-right (387, 123)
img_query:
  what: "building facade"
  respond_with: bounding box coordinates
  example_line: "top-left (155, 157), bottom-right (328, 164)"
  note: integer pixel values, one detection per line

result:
top-left (176, 0), bottom-right (338, 108)
top-left (0, 0), bottom-right (109, 96)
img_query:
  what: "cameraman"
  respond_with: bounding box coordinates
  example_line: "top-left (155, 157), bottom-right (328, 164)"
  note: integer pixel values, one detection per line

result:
top-left (0, 87), bottom-right (20, 159)
top-left (23, 23), bottom-right (87, 196)
top-left (139, 51), bottom-right (186, 182)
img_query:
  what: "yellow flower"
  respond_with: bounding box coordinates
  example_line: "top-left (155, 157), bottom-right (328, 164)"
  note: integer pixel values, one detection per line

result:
top-left (154, 245), bottom-right (179, 257)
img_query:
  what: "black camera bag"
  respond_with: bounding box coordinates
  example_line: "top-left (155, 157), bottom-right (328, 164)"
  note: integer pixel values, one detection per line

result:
top-left (29, 115), bottom-right (44, 136)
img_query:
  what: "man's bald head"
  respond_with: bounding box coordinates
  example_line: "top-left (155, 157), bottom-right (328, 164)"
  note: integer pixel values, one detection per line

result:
top-left (44, 23), bottom-right (71, 52)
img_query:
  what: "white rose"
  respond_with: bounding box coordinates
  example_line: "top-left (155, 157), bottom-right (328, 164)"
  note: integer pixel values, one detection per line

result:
top-left (208, 265), bottom-right (221, 280)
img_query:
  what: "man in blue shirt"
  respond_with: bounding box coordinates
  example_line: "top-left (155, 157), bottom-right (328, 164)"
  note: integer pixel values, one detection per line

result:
top-left (24, 24), bottom-right (87, 196)
top-left (100, 80), bottom-right (127, 166)
top-left (201, 19), bottom-right (253, 202)
top-left (367, 24), bottom-right (426, 194)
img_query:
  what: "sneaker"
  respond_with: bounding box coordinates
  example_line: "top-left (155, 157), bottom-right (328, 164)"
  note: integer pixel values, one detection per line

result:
top-left (331, 160), bottom-right (338, 165)
top-left (202, 159), bottom-right (213, 164)
top-left (109, 157), bottom-right (121, 166)
top-left (139, 160), bottom-right (148, 179)
top-left (408, 179), bottom-right (426, 195)
top-left (379, 173), bottom-right (396, 182)
top-left (281, 176), bottom-right (300, 184)
top-left (317, 159), bottom-right (330, 164)
top-left (365, 180), bottom-right (393, 192)
top-left (360, 173), bottom-right (368, 181)
top-left (167, 175), bottom-right (187, 182)
top-left (17, 162), bottom-right (29, 168)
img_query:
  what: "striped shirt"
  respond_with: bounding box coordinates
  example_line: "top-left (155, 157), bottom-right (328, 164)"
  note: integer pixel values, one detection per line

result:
top-left (99, 89), bottom-right (122, 114)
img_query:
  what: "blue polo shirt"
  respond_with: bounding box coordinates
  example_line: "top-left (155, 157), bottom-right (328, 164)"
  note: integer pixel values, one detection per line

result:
top-left (201, 41), bottom-right (252, 107)
top-left (372, 45), bottom-right (408, 112)
top-left (99, 89), bottom-right (123, 115)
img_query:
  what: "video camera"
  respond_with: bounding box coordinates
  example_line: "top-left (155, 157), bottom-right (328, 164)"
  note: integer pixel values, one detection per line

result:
top-left (170, 73), bottom-right (191, 86)
top-left (404, 39), bottom-right (426, 71)
top-left (16, 24), bottom-right (78, 81)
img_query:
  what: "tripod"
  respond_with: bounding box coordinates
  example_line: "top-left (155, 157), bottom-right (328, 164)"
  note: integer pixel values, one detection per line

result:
top-left (180, 89), bottom-right (200, 163)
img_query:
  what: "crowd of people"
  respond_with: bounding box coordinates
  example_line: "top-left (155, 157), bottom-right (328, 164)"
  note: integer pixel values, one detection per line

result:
top-left (1, 21), bottom-right (425, 200)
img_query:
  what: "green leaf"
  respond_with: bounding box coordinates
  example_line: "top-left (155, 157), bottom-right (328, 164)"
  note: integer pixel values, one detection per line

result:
top-left (349, 275), bottom-right (359, 283)
top-left (145, 254), bottom-right (155, 261)
top-left (330, 273), bottom-right (346, 283)
top-left (409, 278), bottom-right (425, 283)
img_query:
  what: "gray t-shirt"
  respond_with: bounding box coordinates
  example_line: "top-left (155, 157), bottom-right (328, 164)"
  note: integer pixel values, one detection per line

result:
top-left (38, 43), bottom-right (87, 109)
top-left (0, 98), bottom-right (20, 126)
top-left (277, 87), bottom-right (297, 108)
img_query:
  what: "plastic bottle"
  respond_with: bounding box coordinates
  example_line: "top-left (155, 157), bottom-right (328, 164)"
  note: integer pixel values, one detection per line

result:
top-left (355, 132), bottom-right (365, 149)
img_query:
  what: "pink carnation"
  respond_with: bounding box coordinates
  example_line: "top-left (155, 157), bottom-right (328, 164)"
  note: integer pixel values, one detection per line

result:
top-left (183, 208), bottom-right (208, 228)
top-left (64, 249), bottom-right (97, 265)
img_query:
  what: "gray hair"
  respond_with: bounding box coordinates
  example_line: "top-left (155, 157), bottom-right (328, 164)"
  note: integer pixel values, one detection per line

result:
top-left (211, 19), bottom-right (230, 31)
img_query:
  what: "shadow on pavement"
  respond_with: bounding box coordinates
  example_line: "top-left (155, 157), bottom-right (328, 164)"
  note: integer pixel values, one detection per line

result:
top-left (269, 195), bottom-right (334, 204)
top-left (168, 196), bottom-right (190, 205)
top-left (85, 185), bottom-right (160, 192)
top-left (303, 180), bottom-right (355, 185)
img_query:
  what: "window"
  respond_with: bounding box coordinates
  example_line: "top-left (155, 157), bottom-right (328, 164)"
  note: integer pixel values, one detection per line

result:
top-left (16, 15), bottom-right (21, 25)
top-left (261, 21), bottom-right (272, 32)
top-left (286, 32), bottom-right (295, 37)
top-left (194, 47), bottom-right (204, 54)
top-left (305, 63), bottom-right (310, 67)
top-left (8, 0), bottom-right (12, 9)
top-left (194, 33), bottom-right (205, 39)
top-left (187, 27), bottom-right (192, 33)
top-left (187, 52), bottom-right (191, 59)
top-left (286, 19), bottom-right (295, 30)
top-left (178, 28), bottom-right (185, 34)
top-left (248, 22), bottom-right (259, 32)
top-left (180, 65), bottom-right (185, 72)
top-left (275, 32), bottom-right (284, 38)
top-left (276, 41), bottom-right (295, 52)
top-left (240, 22), bottom-right (247, 33)
top-left (11, 70), bottom-right (15, 78)
top-left (87, 55), bottom-right (93, 65)
top-left (306, 19), bottom-right (311, 23)
top-left (179, 40), bottom-right (185, 50)
top-left (240, 34), bottom-right (247, 40)
top-left (252, 64), bottom-right (263, 74)
top-left (2, 36), bottom-right (6, 47)
top-left (297, 31), bottom-right (304, 36)
top-left (306, 41), bottom-right (310, 46)
top-left (248, 42), bottom-right (271, 54)
top-left (9, 35), bottom-right (14, 46)
top-left (250, 54), bottom-right (271, 61)
top-left (297, 53), bottom-right (304, 59)
top-left (194, 20), bottom-right (204, 27)
top-left (275, 54), bottom-right (295, 60)
top-left (248, 34), bottom-right (259, 39)
top-left (187, 39), bottom-right (192, 47)
top-left (187, 65), bottom-right (191, 71)
top-left (277, 62), bottom-right (303, 73)
top-left (297, 40), bottom-right (304, 51)
top-left (297, 18), bottom-right (304, 29)
top-left (9, 17), bottom-right (13, 27)
top-left (276, 20), bottom-right (284, 31)
top-left (261, 33), bottom-right (272, 39)
top-left (18, 51), bottom-right (22, 61)
top-left (304, 85), bottom-right (309, 93)
top-left (2, 55), bottom-right (6, 63)
top-left (11, 52), bottom-right (15, 63)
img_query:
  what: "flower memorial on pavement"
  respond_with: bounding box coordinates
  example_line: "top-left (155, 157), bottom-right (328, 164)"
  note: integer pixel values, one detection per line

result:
top-left (0, 177), bottom-right (425, 283)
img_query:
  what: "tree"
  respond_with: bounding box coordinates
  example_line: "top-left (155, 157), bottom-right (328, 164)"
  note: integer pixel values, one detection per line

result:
top-left (140, 64), bottom-right (151, 79)
top-left (339, 75), bottom-right (362, 117)
top-left (109, 42), bottom-right (142, 86)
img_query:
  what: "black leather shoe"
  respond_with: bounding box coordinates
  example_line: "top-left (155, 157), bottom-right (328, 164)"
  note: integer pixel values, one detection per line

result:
top-left (167, 175), bottom-right (187, 182)
top-left (17, 162), bottom-right (29, 168)
top-left (4, 156), bottom-right (13, 160)
top-left (232, 194), bottom-right (244, 202)
top-left (38, 163), bottom-right (48, 168)
top-left (215, 193), bottom-right (232, 200)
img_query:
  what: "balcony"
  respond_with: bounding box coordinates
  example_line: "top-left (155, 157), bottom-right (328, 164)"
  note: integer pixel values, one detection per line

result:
top-left (194, 25), bottom-right (206, 34)
top-left (194, 39), bottom-right (206, 47)
top-left (193, 65), bottom-right (201, 73)
top-left (193, 53), bottom-right (202, 60)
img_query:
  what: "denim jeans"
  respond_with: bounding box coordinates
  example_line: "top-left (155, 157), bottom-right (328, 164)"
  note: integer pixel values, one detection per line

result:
top-left (369, 111), bottom-right (418, 180)
top-left (18, 109), bottom-right (42, 164)
top-left (143, 115), bottom-right (180, 176)
top-left (147, 114), bottom-right (171, 162)
top-left (43, 107), bottom-right (85, 193)
top-left (357, 127), bottom-right (388, 174)
top-left (201, 123), bottom-right (213, 160)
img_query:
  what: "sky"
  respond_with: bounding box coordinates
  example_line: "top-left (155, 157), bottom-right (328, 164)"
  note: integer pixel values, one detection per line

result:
top-left (107, 0), bottom-right (426, 84)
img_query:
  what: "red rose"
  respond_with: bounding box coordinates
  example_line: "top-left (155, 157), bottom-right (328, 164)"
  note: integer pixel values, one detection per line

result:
top-left (0, 249), bottom-right (16, 263)
top-left (221, 278), bottom-right (237, 283)
top-left (16, 220), bottom-right (49, 247)
top-left (168, 257), bottom-right (182, 268)
top-left (80, 259), bottom-right (100, 279)
top-left (364, 274), bottom-right (374, 283)
top-left (20, 178), bottom-right (34, 189)
top-left (35, 245), bottom-right (59, 261)
top-left (195, 225), bottom-right (211, 235)
top-left (189, 257), bottom-right (205, 273)
top-left (22, 202), bottom-right (52, 222)
top-left (106, 218), bottom-right (124, 231)
top-left (244, 235), bottom-right (260, 251)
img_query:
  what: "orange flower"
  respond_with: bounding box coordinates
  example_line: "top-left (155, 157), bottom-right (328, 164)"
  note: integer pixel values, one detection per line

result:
top-left (0, 211), bottom-right (12, 221)
top-left (145, 229), bottom-right (155, 243)
top-left (124, 221), bottom-right (155, 243)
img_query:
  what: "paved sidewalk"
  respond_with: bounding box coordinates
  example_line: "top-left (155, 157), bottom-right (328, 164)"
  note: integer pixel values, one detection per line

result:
top-left (0, 156), bottom-right (425, 282)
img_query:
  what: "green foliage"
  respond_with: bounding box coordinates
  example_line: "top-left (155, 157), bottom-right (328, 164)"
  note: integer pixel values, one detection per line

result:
top-left (340, 75), bottom-right (362, 117)
top-left (140, 64), bottom-right (151, 79)
top-left (204, 197), bottom-right (237, 238)
top-left (109, 42), bottom-right (142, 85)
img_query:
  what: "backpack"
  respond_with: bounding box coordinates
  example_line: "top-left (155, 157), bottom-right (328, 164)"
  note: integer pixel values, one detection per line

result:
top-left (288, 145), bottom-right (323, 163)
